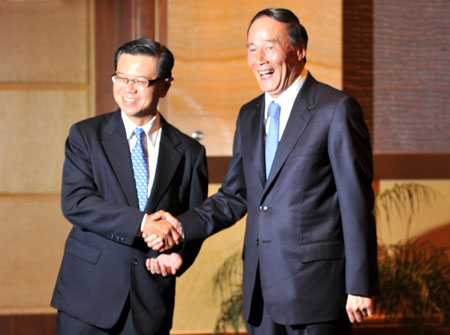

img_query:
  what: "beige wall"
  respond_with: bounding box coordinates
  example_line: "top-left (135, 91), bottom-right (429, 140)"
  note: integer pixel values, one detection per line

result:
top-left (377, 180), bottom-right (450, 245)
top-left (172, 184), bottom-right (246, 332)
top-left (0, 0), bottom-right (95, 314)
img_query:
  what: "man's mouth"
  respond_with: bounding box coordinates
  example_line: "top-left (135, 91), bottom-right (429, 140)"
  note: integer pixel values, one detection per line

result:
top-left (123, 97), bottom-right (137, 103)
top-left (259, 69), bottom-right (274, 77)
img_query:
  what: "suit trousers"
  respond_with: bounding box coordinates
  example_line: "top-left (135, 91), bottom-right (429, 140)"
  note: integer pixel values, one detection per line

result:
top-left (246, 267), bottom-right (350, 335)
top-left (56, 297), bottom-right (142, 335)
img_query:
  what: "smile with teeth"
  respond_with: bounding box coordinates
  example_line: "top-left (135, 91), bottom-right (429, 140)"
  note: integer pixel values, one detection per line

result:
top-left (259, 69), bottom-right (274, 76)
top-left (123, 97), bottom-right (137, 103)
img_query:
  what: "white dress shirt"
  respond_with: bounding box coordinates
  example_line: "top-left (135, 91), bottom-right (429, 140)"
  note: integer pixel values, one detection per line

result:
top-left (264, 68), bottom-right (308, 138)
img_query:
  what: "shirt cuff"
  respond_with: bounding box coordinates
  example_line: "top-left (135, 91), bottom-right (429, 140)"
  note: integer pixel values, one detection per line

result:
top-left (140, 214), bottom-right (147, 232)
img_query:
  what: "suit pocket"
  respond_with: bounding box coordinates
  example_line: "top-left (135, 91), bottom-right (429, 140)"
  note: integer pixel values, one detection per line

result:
top-left (289, 144), bottom-right (323, 158)
top-left (65, 236), bottom-right (101, 264)
top-left (299, 240), bottom-right (345, 263)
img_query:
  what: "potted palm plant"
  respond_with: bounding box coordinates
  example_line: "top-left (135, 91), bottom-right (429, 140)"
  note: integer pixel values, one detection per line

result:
top-left (212, 249), bottom-right (244, 334)
top-left (375, 183), bottom-right (450, 334)
top-left (212, 183), bottom-right (450, 335)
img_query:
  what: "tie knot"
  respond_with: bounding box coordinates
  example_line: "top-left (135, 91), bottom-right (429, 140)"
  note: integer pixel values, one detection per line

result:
top-left (268, 101), bottom-right (281, 120)
top-left (133, 127), bottom-right (145, 142)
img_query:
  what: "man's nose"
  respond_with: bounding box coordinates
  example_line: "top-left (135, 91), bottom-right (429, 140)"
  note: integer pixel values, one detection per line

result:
top-left (257, 50), bottom-right (267, 64)
top-left (125, 79), bottom-right (138, 90)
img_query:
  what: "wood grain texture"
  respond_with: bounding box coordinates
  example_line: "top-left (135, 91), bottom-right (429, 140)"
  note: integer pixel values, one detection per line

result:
top-left (208, 153), bottom-right (450, 183)
top-left (166, 0), bottom-right (342, 156)
top-left (343, 0), bottom-right (374, 143)
top-left (0, 196), bottom-right (70, 314)
top-left (94, 0), bottom-right (157, 116)
top-left (0, 0), bottom-right (89, 84)
top-left (374, 153), bottom-right (450, 179)
top-left (0, 314), bottom-right (447, 335)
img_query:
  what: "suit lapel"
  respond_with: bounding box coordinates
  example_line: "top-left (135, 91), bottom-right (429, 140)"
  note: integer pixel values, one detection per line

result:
top-left (101, 111), bottom-right (138, 208)
top-left (264, 74), bottom-right (317, 191)
top-left (249, 96), bottom-right (266, 189)
top-left (145, 117), bottom-right (182, 213)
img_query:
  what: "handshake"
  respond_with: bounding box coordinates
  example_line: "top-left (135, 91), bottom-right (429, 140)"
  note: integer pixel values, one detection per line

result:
top-left (142, 210), bottom-right (181, 252)
top-left (141, 210), bottom-right (183, 277)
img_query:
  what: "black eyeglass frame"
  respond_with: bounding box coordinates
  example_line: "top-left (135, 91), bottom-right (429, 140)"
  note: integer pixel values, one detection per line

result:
top-left (111, 74), bottom-right (163, 88)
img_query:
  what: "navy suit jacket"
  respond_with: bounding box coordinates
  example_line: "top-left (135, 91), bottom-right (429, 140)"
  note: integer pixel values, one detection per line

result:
top-left (179, 73), bottom-right (378, 325)
top-left (51, 110), bottom-right (208, 334)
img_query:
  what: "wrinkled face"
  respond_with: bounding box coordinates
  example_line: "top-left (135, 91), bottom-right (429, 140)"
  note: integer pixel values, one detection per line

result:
top-left (113, 53), bottom-right (167, 125)
top-left (247, 16), bottom-right (305, 98)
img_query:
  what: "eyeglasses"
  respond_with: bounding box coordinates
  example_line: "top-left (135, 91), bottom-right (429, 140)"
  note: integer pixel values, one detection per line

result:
top-left (111, 74), bottom-right (162, 88)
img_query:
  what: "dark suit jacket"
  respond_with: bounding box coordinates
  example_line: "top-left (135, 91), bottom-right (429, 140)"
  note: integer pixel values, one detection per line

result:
top-left (51, 110), bottom-right (208, 334)
top-left (179, 73), bottom-right (378, 325)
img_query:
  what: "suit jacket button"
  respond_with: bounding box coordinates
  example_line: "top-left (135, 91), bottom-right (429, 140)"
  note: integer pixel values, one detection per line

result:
top-left (131, 259), bottom-right (138, 266)
top-left (256, 238), bottom-right (259, 246)
top-left (260, 205), bottom-right (269, 211)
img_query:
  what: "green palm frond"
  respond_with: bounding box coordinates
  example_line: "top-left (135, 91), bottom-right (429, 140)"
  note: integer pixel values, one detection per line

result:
top-left (374, 183), bottom-right (437, 224)
top-left (212, 250), bottom-right (244, 334)
top-left (377, 240), bottom-right (450, 334)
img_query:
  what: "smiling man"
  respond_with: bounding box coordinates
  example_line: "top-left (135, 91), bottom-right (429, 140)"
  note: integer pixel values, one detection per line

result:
top-left (51, 38), bottom-right (208, 335)
top-left (146, 8), bottom-right (378, 335)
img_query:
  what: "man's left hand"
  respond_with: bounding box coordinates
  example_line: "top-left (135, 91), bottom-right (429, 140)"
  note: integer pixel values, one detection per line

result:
top-left (346, 294), bottom-right (374, 323)
top-left (146, 253), bottom-right (183, 277)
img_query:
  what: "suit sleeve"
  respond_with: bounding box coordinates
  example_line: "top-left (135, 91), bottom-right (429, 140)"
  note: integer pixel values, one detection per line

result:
top-left (175, 145), bottom-right (209, 275)
top-left (179, 109), bottom-right (248, 242)
top-left (61, 123), bottom-right (144, 245)
top-left (328, 97), bottom-right (378, 296)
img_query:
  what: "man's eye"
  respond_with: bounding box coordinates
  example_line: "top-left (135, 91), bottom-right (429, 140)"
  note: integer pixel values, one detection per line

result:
top-left (137, 79), bottom-right (148, 85)
top-left (117, 76), bottom-right (128, 83)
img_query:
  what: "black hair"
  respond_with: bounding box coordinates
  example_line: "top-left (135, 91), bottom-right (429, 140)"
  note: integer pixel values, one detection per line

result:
top-left (248, 8), bottom-right (308, 63)
top-left (114, 38), bottom-right (174, 79)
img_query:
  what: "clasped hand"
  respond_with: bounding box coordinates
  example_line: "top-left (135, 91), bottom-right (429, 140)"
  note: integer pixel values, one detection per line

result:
top-left (142, 210), bottom-right (181, 252)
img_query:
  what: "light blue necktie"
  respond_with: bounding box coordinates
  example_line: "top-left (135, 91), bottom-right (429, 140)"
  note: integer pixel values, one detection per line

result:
top-left (131, 127), bottom-right (148, 211)
top-left (265, 101), bottom-right (281, 180)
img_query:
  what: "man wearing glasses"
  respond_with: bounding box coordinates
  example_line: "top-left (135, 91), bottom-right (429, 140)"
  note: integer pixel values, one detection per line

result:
top-left (51, 38), bottom-right (208, 335)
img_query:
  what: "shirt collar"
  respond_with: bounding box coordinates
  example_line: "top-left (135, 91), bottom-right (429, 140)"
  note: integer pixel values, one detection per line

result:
top-left (264, 68), bottom-right (308, 119)
top-left (121, 111), bottom-right (161, 145)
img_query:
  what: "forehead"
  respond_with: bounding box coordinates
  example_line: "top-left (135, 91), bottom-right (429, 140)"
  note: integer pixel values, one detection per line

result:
top-left (247, 16), bottom-right (290, 43)
top-left (116, 53), bottom-right (158, 76)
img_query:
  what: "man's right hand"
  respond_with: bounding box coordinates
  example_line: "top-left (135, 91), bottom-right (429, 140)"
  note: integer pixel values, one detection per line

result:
top-left (142, 212), bottom-right (182, 251)
top-left (142, 210), bottom-right (182, 251)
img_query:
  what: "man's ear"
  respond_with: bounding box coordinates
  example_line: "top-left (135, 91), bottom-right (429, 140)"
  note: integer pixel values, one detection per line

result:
top-left (296, 44), bottom-right (306, 62)
top-left (160, 77), bottom-right (174, 98)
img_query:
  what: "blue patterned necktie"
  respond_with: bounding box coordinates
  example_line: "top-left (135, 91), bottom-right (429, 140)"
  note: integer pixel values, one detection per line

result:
top-left (265, 101), bottom-right (281, 180)
top-left (131, 127), bottom-right (148, 211)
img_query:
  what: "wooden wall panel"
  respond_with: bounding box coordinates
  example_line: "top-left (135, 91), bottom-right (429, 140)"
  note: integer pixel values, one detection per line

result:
top-left (0, 0), bottom-right (94, 318)
top-left (1, 314), bottom-right (447, 335)
top-left (0, 196), bottom-right (69, 314)
top-left (0, 90), bottom-right (88, 193)
top-left (95, 0), bottom-right (157, 115)
top-left (0, 0), bottom-right (89, 84)
top-left (343, 0), bottom-right (374, 142)
top-left (166, 0), bottom-right (342, 156)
